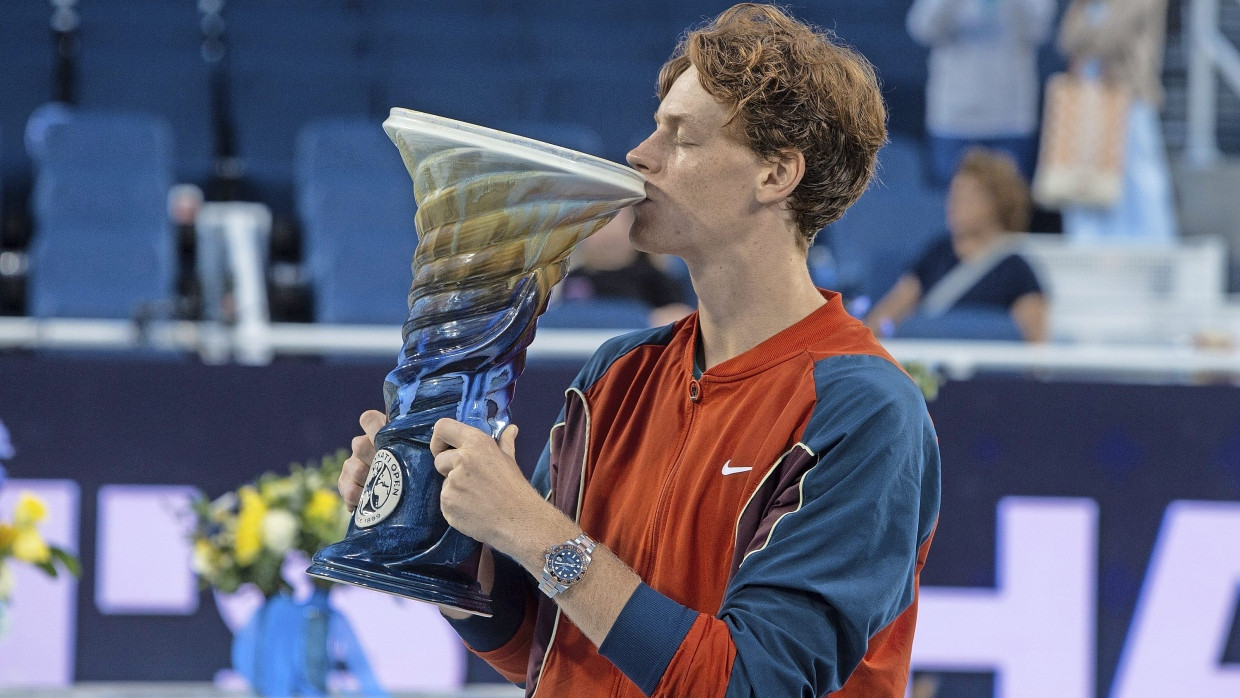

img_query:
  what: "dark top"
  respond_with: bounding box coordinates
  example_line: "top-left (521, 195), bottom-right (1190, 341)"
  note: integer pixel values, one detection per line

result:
top-left (912, 236), bottom-right (1043, 311)
top-left (562, 254), bottom-right (685, 308)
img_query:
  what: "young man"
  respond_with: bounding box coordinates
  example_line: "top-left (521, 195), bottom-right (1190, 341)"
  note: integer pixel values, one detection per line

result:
top-left (340, 5), bottom-right (940, 696)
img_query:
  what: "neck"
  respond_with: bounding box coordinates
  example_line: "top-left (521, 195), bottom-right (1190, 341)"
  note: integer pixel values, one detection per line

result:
top-left (958, 229), bottom-right (1008, 262)
top-left (685, 235), bottom-right (825, 370)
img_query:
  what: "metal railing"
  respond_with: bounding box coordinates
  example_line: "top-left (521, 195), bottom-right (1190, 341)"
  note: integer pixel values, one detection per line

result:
top-left (1187, 0), bottom-right (1240, 167)
top-left (4, 203), bottom-right (1240, 382)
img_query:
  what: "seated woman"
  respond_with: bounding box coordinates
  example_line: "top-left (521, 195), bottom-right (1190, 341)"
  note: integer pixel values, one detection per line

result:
top-left (559, 206), bottom-right (694, 327)
top-left (866, 147), bottom-right (1049, 342)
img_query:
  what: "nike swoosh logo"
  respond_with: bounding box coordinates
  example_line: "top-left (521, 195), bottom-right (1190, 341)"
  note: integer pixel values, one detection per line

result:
top-left (721, 460), bottom-right (753, 476)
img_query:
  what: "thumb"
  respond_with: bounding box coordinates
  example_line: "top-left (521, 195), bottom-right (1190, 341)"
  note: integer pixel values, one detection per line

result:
top-left (499, 424), bottom-right (519, 458)
top-left (360, 410), bottom-right (387, 439)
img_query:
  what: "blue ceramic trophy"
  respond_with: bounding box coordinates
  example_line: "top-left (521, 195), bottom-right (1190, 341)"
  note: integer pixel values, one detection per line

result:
top-left (308, 109), bottom-right (645, 615)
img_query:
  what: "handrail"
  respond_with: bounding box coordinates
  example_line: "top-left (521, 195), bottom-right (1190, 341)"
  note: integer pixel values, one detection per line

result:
top-left (2, 317), bottom-right (1238, 382)
top-left (1187, 0), bottom-right (1240, 167)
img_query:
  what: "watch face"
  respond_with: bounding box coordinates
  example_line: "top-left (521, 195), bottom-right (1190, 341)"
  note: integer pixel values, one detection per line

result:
top-left (548, 547), bottom-right (585, 581)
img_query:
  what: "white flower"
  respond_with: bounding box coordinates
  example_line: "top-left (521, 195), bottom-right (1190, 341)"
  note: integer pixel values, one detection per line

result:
top-left (261, 510), bottom-right (299, 555)
top-left (0, 562), bottom-right (14, 601)
top-left (191, 540), bottom-right (215, 576)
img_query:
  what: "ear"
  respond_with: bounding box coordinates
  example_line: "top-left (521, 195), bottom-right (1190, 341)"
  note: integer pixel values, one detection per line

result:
top-left (754, 149), bottom-right (806, 205)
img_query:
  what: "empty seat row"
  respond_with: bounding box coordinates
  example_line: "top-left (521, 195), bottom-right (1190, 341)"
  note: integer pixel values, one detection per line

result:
top-left (0, 1), bottom-right (930, 217)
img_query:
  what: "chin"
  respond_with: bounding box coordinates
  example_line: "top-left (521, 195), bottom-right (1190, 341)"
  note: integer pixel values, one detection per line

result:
top-left (628, 213), bottom-right (656, 253)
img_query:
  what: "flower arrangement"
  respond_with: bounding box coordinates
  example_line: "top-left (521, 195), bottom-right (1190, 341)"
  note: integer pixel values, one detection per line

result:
top-left (189, 450), bottom-right (352, 597)
top-left (0, 490), bottom-right (81, 636)
top-left (904, 361), bottom-right (945, 402)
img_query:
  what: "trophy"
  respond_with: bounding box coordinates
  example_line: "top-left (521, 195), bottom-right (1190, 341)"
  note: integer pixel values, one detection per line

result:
top-left (307, 109), bottom-right (645, 615)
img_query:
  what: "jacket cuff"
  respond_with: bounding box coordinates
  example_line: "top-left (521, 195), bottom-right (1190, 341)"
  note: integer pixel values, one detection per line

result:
top-left (599, 582), bottom-right (698, 696)
top-left (446, 552), bottom-right (530, 652)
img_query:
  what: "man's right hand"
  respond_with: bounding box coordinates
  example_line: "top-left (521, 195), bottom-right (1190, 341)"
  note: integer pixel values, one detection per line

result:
top-left (339, 410), bottom-right (388, 512)
top-left (337, 408), bottom-right (494, 620)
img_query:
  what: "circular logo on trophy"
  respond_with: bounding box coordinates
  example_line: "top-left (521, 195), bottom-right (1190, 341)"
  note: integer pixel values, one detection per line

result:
top-left (354, 449), bottom-right (403, 528)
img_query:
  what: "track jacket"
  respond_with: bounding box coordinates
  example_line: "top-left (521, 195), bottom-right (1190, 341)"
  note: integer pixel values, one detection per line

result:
top-left (450, 290), bottom-right (941, 696)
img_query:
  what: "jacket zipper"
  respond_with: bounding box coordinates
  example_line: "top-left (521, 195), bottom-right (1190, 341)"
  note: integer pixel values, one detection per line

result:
top-left (643, 378), bottom-right (702, 571)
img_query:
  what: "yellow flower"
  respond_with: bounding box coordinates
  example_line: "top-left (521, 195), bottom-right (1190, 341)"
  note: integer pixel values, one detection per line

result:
top-left (12, 528), bottom-right (50, 564)
top-left (234, 486), bottom-right (267, 566)
top-left (234, 522), bottom-right (262, 566)
top-left (13, 492), bottom-right (47, 526)
top-left (305, 490), bottom-right (341, 525)
top-left (0, 524), bottom-right (16, 550)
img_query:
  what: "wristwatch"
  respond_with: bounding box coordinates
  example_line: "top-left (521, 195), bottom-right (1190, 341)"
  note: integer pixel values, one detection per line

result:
top-left (539, 533), bottom-right (597, 598)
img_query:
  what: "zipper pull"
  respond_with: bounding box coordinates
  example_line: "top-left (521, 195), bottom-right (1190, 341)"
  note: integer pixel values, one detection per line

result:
top-left (689, 379), bottom-right (700, 402)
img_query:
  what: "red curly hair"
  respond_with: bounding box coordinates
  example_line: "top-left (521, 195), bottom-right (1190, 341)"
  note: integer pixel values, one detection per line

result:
top-left (658, 3), bottom-right (888, 245)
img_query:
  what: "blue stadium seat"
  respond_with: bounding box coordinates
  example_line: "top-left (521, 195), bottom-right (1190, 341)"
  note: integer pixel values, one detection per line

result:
top-left (822, 136), bottom-right (946, 303)
top-left (0, 4), bottom-right (54, 187)
top-left (28, 110), bottom-right (177, 319)
top-left (300, 182), bottom-right (417, 324)
top-left (34, 110), bottom-right (174, 179)
top-left (294, 117), bottom-right (407, 197)
top-left (74, 0), bottom-right (214, 184)
top-left (543, 67), bottom-right (663, 162)
top-left (299, 180), bottom-right (416, 263)
top-left (370, 2), bottom-right (526, 65)
top-left (295, 119), bottom-right (419, 324)
top-left (496, 121), bottom-right (606, 158)
top-left (225, 0), bottom-right (366, 57)
top-left (539, 298), bottom-right (652, 330)
top-left (311, 241), bottom-right (415, 325)
top-left (382, 58), bottom-right (540, 131)
top-left (28, 236), bottom-right (175, 319)
top-left (32, 172), bottom-right (168, 234)
top-left (895, 308), bottom-right (1023, 342)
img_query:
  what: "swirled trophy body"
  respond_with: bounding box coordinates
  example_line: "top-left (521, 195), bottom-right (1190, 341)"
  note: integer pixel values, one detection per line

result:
top-left (308, 109), bottom-right (645, 615)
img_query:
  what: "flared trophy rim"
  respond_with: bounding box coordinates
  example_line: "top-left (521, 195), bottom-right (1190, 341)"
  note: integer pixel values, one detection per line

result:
top-left (383, 108), bottom-right (647, 198)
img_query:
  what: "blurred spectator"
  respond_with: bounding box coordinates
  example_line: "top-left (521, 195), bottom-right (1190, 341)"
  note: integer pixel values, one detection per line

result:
top-left (907, 0), bottom-right (1057, 186)
top-left (168, 183), bottom-right (204, 319)
top-left (1056, 0), bottom-right (1177, 242)
top-left (560, 206), bottom-right (693, 326)
top-left (866, 148), bottom-right (1048, 342)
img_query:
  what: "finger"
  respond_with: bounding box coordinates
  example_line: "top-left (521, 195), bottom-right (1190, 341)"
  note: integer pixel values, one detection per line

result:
top-left (351, 434), bottom-right (376, 465)
top-left (430, 418), bottom-right (476, 456)
top-left (341, 455), bottom-right (370, 491)
top-left (360, 410), bottom-right (387, 440)
top-left (340, 479), bottom-right (363, 513)
top-left (433, 449), bottom-right (459, 477)
top-left (499, 424), bottom-right (519, 458)
top-left (338, 457), bottom-right (369, 511)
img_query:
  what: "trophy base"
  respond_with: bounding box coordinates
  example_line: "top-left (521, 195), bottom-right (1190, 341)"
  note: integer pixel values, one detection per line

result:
top-left (307, 558), bottom-right (494, 617)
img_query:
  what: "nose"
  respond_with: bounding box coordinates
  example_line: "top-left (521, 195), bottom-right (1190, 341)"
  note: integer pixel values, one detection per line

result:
top-left (626, 131), bottom-right (658, 174)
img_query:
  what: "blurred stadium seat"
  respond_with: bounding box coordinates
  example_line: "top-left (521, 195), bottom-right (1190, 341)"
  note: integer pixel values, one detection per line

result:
top-left (496, 121), bottom-right (606, 158)
top-left (0, 3), bottom-right (55, 190)
top-left (229, 55), bottom-right (371, 212)
top-left (27, 110), bottom-right (176, 319)
top-left (295, 118), bottom-right (418, 325)
top-left (540, 298), bottom-right (652, 330)
top-left (74, 0), bottom-right (214, 185)
top-left (822, 135), bottom-right (946, 303)
top-left (895, 308), bottom-right (1024, 341)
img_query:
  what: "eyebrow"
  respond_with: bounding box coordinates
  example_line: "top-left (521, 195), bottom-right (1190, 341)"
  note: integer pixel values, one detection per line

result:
top-left (654, 111), bottom-right (700, 129)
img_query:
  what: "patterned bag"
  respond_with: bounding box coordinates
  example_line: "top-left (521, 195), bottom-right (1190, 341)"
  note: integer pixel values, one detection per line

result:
top-left (1033, 72), bottom-right (1131, 209)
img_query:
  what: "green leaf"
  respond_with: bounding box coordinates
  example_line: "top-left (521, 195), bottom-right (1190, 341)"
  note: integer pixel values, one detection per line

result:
top-left (50, 547), bottom-right (81, 577)
top-left (35, 560), bottom-right (58, 577)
